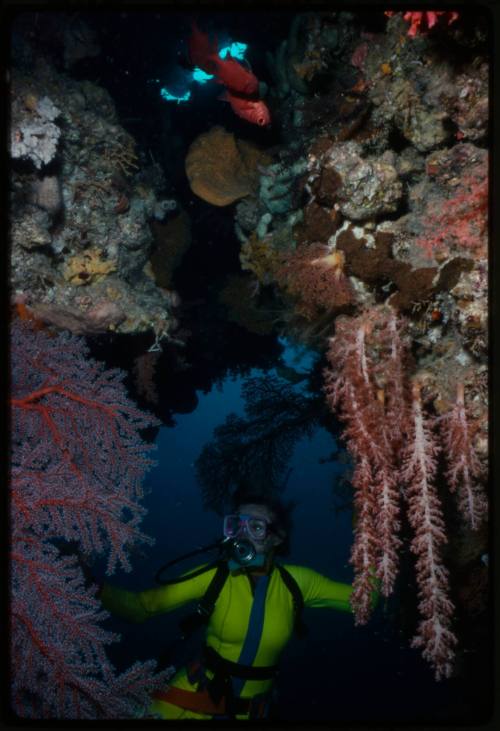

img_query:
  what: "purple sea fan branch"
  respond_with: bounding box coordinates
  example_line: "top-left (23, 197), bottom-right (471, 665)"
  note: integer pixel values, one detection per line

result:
top-left (438, 382), bottom-right (487, 530)
top-left (10, 321), bottom-right (166, 717)
top-left (11, 322), bottom-right (159, 573)
top-left (11, 540), bottom-right (118, 717)
top-left (401, 381), bottom-right (457, 681)
top-left (102, 661), bottom-right (175, 719)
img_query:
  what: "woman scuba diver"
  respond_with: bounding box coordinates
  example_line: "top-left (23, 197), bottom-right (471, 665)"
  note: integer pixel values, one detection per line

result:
top-left (98, 488), bottom-right (379, 720)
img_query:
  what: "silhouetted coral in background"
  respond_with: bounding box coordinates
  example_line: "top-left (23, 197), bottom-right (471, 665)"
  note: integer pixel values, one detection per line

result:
top-left (195, 374), bottom-right (319, 513)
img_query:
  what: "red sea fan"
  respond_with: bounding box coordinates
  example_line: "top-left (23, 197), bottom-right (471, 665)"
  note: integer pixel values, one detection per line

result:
top-left (11, 322), bottom-right (158, 573)
top-left (10, 321), bottom-right (171, 718)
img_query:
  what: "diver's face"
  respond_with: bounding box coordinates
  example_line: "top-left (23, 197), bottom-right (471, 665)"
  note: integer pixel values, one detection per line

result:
top-left (235, 503), bottom-right (283, 555)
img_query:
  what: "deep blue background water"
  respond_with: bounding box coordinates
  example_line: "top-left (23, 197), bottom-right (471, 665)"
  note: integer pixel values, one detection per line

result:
top-left (100, 340), bottom-right (488, 723)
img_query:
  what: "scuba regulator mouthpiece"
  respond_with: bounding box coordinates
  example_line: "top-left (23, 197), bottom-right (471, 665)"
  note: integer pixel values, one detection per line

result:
top-left (227, 538), bottom-right (256, 566)
top-left (221, 536), bottom-right (266, 569)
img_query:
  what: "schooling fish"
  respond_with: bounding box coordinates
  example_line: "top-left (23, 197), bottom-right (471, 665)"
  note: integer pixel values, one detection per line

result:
top-left (219, 89), bottom-right (271, 126)
top-left (188, 22), bottom-right (259, 96)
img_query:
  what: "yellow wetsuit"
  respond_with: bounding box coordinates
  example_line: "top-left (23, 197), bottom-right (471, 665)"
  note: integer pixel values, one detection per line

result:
top-left (100, 562), bottom-right (354, 720)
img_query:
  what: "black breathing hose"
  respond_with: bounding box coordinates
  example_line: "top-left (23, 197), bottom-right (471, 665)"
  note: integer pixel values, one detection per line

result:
top-left (154, 538), bottom-right (230, 585)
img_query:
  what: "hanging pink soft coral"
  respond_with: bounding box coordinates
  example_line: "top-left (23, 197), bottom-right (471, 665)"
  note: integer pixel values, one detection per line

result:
top-left (439, 382), bottom-right (488, 530)
top-left (324, 306), bottom-right (459, 680)
top-left (401, 382), bottom-right (457, 680)
top-left (324, 308), bottom-right (405, 614)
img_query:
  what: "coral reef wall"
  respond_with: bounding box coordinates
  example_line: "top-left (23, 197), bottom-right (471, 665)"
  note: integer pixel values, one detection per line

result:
top-left (9, 42), bottom-right (180, 342)
top-left (8, 6), bottom-right (490, 698)
top-left (237, 10), bottom-right (489, 682)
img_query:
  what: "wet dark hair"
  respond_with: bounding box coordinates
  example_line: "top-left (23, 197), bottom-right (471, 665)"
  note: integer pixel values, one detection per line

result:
top-left (229, 485), bottom-right (295, 557)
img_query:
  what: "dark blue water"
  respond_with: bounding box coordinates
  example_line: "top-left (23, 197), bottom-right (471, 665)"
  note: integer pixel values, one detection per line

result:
top-left (101, 339), bottom-right (490, 723)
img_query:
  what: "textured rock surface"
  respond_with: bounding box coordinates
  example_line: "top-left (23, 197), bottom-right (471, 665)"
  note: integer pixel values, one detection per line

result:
top-left (240, 9), bottom-right (488, 482)
top-left (9, 57), bottom-right (179, 338)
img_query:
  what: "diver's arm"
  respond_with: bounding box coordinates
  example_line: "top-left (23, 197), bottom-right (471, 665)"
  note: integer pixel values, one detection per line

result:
top-left (285, 565), bottom-right (380, 613)
top-left (99, 564), bottom-right (218, 623)
top-left (99, 583), bottom-right (153, 623)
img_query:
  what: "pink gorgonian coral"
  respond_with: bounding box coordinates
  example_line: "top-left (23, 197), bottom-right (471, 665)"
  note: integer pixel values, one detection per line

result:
top-left (10, 320), bottom-right (171, 718)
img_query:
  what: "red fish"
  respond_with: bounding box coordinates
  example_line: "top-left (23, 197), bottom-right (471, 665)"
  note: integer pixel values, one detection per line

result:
top-left (211, 55), bottom-right (259, 96)
top-left (219, 90), bottom-right (270, 127)
top-left (188, 22), bottom-right (259, 96)
top-left (188, 21), bottom-right (218, 74)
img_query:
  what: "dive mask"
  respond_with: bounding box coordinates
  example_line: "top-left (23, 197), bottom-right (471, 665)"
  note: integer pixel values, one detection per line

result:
top-left (223, 513), bottom-right (272, 542)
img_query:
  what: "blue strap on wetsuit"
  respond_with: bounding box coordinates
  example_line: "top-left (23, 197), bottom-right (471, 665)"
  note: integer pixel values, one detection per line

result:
top-left (233, 574), bottom-right (270, 694)
top-left (213, 574), bottom-right (270, 719)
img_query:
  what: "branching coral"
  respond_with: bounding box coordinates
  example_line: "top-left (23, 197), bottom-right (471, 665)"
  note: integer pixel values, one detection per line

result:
top-left (439, 382), bottom-right (488, 530)
top-left (195, 374), bottom-right (319, 513)
top-left (10, 320), bottom-right (170, 717)
top-left (324, 308), bottom-right (406, 614)
top-left (400, 382), bottom-right (457, 681)
top-left (323, 305), bottom-right (487, 680)
top-left (102, 134), bottom-right (139, 177)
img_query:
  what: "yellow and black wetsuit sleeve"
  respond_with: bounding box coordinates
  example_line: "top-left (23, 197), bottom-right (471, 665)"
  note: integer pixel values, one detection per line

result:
top-left (284, 565), bottom-right (380, 613)
top-left (285, 565), bottom-right (352, 611)
top-left (100, 564), bottom-right (218, 623)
